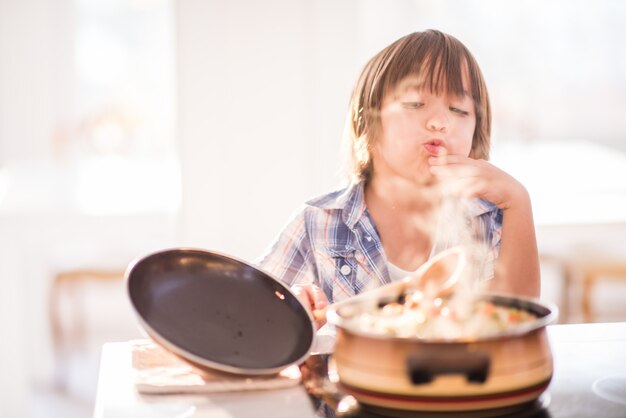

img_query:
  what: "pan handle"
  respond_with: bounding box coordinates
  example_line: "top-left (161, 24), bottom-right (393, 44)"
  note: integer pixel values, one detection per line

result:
top-left (406, 348), bottom-right (490, 385)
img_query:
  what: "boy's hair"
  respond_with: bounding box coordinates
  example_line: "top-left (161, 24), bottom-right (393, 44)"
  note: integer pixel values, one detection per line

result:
top-left (347, 29), bottom-right (491, 183)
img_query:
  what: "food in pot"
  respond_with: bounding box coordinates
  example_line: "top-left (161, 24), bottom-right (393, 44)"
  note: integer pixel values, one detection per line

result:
top-left (346, 290), bottom-right (537, 340)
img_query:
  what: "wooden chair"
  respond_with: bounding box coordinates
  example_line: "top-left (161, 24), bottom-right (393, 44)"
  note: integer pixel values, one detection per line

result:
top-left (540, 253), bottom-right (626, 323)
top-left (48, 269), bottom-right (126, 391)
top-left (577, 260), bottom-right (626, 323)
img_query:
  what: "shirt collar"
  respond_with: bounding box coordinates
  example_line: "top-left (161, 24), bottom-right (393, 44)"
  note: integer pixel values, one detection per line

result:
top-left (305, 181), bottom-right (367, 229)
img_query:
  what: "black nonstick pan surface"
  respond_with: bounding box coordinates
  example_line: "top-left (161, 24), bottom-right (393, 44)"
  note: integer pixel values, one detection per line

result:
top-left (126, 248), bottom-right (315, 375)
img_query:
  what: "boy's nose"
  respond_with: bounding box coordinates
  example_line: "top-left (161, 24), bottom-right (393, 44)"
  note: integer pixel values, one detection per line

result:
top-left (425, 106), bottom-right (449, 132)
top-left (427, 115), bottom-right (448, 132)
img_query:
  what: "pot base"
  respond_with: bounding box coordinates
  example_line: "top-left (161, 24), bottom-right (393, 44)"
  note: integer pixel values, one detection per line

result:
top-left (339, 378), bottom-right (551, 412)
top-left (358, 396), bottom-right (549, 417)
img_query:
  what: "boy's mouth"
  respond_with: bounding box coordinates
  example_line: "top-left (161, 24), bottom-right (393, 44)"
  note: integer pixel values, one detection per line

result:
top-left (423, 139), bottom-right (445, 156)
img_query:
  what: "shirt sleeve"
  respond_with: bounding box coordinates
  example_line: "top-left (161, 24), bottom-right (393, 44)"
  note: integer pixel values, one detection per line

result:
top-left (478, 207), bottom-right (503, 281)
top-left (255, 209), bottom-right (319, 287)
top-left (489, 208), bottom-right (504, 256)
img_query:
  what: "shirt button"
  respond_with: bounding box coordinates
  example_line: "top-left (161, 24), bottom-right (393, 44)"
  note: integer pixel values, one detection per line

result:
top-left (340, 265), bottom-right (352, 275)
top-left (466, 218), bottom-right (472, 226)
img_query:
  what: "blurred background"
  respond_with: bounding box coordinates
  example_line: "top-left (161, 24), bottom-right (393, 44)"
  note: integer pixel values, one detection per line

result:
top-left (1, 0), bottom-right (625, 417)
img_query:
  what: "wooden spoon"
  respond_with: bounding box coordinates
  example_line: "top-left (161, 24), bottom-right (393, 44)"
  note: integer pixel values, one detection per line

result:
top-left (407, 245), bottom-right (467, 299)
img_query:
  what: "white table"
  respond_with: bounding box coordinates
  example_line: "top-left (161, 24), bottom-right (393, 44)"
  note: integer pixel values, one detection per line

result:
top-left (93, 342), bottom-right (318, 418)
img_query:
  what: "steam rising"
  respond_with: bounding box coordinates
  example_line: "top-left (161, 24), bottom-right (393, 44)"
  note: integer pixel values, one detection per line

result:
top-left (432, 196), bottom-right (492, 292)
top-left (428, 196), bottom-right (492, 318)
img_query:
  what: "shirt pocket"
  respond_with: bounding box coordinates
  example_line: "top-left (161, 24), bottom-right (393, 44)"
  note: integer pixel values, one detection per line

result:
top-left (322, 245), bottom-right (358, 303)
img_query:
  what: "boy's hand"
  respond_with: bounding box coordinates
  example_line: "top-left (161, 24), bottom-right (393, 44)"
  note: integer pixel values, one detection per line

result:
top-left (428, 154), bottom-right (528, 210)
top-left (291, 284), bottom-right (329, 329)
top-left (428, 152), bottom-right (541, 297)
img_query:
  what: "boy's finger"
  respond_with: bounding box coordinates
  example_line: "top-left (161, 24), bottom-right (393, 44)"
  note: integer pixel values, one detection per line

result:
top-left (428, 154), bottom-right (468, 166)
top-left (312, 308), bottom-right (327, 322)
top-left (310, 285), bottom-right (328, 310)
top-left (292, 286), bottom-right (314, 312)
top-left (430, 164), bottom-right (480, 179)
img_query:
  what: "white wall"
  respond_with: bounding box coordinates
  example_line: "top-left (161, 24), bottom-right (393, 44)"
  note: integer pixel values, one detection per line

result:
top-left (0, 0), bottom-right (74, 163)
top-left (0, 2), bottom-right (179, 416)
top-left (176, 0), bottom-right (362, 261)
top-left (0, 2), bottom-right (75, 415)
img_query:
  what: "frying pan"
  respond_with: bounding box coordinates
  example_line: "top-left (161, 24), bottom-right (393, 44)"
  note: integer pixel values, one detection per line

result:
top-left (126, 248), bottom-right (315, 375)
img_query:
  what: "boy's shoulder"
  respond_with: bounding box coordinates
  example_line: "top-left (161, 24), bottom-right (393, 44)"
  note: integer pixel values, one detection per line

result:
top-left (304, 182), bottom-right (363, 211)
top-left (305, 188), bottom-right (346, 209)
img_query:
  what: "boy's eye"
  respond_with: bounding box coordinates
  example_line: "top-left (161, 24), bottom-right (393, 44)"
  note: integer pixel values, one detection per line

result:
top-left (401, 102), bottom-right (423, 109)
top-left (450, 107), bottom-right (470, 116)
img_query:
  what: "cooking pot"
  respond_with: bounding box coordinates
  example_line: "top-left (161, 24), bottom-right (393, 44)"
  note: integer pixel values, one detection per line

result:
top-left (326, 285), bottom-right (558, 412)
top-left (126, 248), bottom-right (315, 375)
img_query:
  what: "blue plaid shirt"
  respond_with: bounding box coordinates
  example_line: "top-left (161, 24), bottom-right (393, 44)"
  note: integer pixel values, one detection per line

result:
top-left (257, 182), bottom-right (502, 304)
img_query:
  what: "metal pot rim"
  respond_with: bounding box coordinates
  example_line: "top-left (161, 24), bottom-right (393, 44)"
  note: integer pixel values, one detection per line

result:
top-left (326, 292), bottom-right (558, 343)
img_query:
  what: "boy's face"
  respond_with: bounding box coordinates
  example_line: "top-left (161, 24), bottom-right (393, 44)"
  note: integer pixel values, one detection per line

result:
top-left (372, 73), bottom-right (476, 185)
